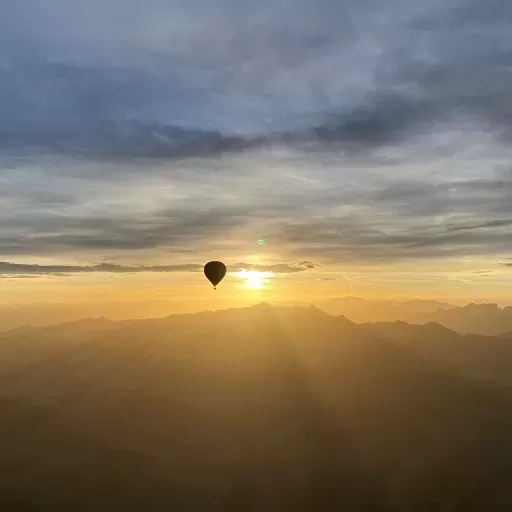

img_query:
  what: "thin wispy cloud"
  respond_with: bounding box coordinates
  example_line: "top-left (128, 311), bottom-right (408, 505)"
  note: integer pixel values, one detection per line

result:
top-left (233, 262), bottom-right (315, 274)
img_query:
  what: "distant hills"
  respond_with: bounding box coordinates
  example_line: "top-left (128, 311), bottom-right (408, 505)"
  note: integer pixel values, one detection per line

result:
top-left (424, 303), bottom-right (512, 336)
top-left (1, 303), bottom-right (512, 509)
top-left (316, 297), bottom-right (453, 323)
top-left (316, 298), bottom-right (512, 336)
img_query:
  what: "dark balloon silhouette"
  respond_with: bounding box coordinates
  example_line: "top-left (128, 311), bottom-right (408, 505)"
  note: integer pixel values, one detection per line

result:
top-left (204, 261), bottom-right (227, 289)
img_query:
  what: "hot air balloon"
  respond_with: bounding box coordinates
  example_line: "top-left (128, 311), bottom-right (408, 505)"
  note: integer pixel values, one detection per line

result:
top-left (204, 261), bottom-right (226, 289)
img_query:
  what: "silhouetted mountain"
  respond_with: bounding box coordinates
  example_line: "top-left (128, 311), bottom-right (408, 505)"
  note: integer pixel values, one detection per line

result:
top-left (317, 298), bottom-right (512, 336)
top-left (425, 303), bottom-right (512, 335)
top-left (0, 301), bottom-right (185, 332)
top-left (1, 299), bottom-right (511, 336)
top-left (317, 297), bottom-right (453, 324)
top-left (1, 304), bottom-right (512, 510)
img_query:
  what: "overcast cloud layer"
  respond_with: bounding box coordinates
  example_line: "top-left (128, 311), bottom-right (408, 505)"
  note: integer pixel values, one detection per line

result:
top-left (2, 0), bottom-right (512, 270)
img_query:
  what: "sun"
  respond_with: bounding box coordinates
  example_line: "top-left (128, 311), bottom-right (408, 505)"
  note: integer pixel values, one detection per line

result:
top-left (245, 272), bottom-right (264, 289)
top-left (234, 269), bottom-right (273, 289)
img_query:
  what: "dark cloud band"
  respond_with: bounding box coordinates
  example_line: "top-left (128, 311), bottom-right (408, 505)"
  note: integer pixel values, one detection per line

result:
top-left (0, 262), bottom-right (202, 276)
top-left (2, 0), bottom-right (512, 157)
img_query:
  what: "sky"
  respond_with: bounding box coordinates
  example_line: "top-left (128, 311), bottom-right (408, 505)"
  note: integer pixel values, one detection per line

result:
top-left (2, 0), bottom-right (512, 311)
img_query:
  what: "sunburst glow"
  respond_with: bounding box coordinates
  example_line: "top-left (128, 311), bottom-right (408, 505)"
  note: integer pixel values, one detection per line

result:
top-left (234, 269), bottom-right (273, 289)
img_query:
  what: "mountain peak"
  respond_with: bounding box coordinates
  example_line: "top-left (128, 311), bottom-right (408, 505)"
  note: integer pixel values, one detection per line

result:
top-left (251, 302), bottom-right (274, 309)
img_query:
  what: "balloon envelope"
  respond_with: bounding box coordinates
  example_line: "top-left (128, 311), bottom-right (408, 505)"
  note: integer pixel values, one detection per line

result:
top-left (204, 261), bottom-right (227, 288)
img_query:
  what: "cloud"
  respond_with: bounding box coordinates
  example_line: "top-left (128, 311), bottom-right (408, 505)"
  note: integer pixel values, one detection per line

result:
top-left (446, 219), bottom-right (512, 233)
top-left (233, 262), bottom-right (315, 274)
top-left (278, 205), bottom-right (512, 263)
top-left (2, 1), bottom-right (512, 269)
top-left (2, 0), bottom-right (512, 157)
top-left (0, 192), bottom-right (258, 255)
top-left (0, 153), bottom-right (511, 264)
top-left (0, 260), bottom-right (319, 278)
top-left (0, 261), bottom-right (202, 277)
top-left (298, 261), bottom-right (315, 268)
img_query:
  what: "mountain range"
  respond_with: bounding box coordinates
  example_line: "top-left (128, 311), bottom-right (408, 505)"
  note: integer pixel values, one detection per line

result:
top-left (316, 297), bottom-right (512, 336)
top-left (1, 303), bottom-right (512, 510)
top-left (2, 298), bottom-right (512, 336)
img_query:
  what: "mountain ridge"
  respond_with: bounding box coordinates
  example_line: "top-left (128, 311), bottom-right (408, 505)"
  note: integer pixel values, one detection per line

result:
top-left (1, 298), bottom-right (512, 336)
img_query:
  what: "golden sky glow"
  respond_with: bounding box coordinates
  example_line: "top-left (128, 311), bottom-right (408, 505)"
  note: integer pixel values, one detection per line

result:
top-left (0, 256), bottom-right (511, 316)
